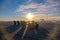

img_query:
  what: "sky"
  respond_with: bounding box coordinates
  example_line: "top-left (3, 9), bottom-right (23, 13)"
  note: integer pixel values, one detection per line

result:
top-left (0, 0), bottom-right (60, 21)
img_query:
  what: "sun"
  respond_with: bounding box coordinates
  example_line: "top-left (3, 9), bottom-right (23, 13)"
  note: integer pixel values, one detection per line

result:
top-left (26, 13), bottom-right (34, 20)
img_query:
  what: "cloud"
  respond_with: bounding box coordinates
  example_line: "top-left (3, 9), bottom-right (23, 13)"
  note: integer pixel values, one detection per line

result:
top-left (16, 3), bottom-right (38, 12)
top-left (15, 0), bottom-right (60, 18)
top-left (0, 0), bottom-right (60, 21)
top-left (27, 0), bottom-right (32, 2)
top-left (45, 0), bottom-right (60, 14)
top-left (49, 16), bottom-right (60, 21)
top-left (16, 3), bottom-right (50, 13)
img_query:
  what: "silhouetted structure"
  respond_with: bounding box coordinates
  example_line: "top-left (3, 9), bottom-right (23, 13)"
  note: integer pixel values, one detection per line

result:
top-left (13, 21), bottom-right (16, 25)
top-left (35, 22), bottom-right (39, 30)
top-left (13, 21), bottom-right (20, 25)
top-left (27, 21), bottom-right (39, 30)
top-left (17, 21), bottom-right (20, 25)
top-left (20, 21), bottom-right (27, 29)
top-left (40, 19), bottom-right (45, 23)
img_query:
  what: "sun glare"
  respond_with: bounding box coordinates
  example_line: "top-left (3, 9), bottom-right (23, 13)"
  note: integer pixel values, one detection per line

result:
top-left (26, 13), bottom-right (34, 20)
